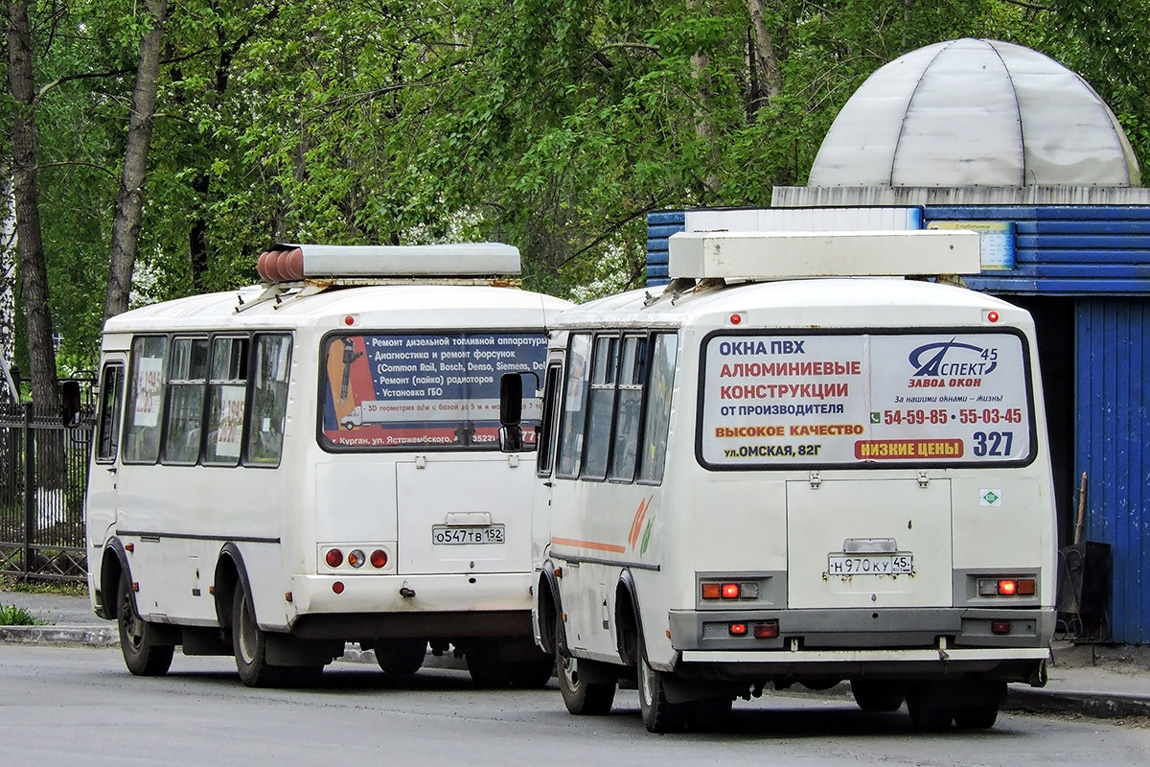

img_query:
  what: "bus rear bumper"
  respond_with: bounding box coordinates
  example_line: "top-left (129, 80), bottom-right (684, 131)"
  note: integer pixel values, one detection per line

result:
top-left (286, 572), bottom-right (534, 641)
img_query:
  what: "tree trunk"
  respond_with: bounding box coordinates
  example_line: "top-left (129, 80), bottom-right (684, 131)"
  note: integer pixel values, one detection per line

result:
top-left (103, 0), bottom-right (169, 322)
top-left (687, 0), bottom-right (720, 196)
top-left (6, 1), bottom-right (59, 420)
top-left (745, 0), bottom-right (784, 113)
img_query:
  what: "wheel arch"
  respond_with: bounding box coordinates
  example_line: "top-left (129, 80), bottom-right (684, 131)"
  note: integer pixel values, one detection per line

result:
top-left (213, 543), bottom-right (251, 629)
top-left (98, 538), bottom-right (131, 620)
top-left (536, 559), bottom-right (563, 655)
top-left (614, 569), bottom-right (643, 668)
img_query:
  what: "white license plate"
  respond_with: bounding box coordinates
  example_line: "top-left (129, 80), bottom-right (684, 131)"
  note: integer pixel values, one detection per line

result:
top-left (432, 525), bottom-right (505, 545)
top-left (827, 553), bottom-right (914, 576)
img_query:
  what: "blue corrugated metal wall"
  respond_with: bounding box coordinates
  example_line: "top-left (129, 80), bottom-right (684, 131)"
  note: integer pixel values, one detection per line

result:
top-left (1076, 298), bottom-right (1149, 643)
top-left (646, 205), bottom-right (1150, 643)
top-left (926, 206), bottom-right (1150, 294)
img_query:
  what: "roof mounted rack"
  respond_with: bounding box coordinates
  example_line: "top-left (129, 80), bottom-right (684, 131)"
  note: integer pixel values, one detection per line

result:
top-left (238, 242), bottom-right (523, 312)
top-left (667, 230), bottom-right (981, 282)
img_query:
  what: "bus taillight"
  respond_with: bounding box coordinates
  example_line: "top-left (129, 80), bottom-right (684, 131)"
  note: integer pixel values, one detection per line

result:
top-left (753, 621), bottom-right (779, 639)
top-left (325, 549), bottom-right (344, 568)
top-left (371, 549), bottom-right (388, 568)
top-left (728, 623), bottom-right (748, 636)
top-left (722, 583), bottom-right (741, 599)
top-left (347, 549), bottom-right (366, 568)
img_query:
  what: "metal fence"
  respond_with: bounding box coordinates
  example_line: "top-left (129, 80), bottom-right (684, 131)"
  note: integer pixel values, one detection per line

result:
top-left (0, 401), bottom-right (94, 582)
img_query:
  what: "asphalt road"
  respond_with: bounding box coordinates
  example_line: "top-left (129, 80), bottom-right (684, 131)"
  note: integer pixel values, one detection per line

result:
top-left (2, 644), bottom-right (1148, 767)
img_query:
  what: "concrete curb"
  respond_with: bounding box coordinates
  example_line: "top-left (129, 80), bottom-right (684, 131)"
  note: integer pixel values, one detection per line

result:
top-left (0, 625), bottom-right (118, 647)
top-left (1005, 687), bottom-right (1150, 719)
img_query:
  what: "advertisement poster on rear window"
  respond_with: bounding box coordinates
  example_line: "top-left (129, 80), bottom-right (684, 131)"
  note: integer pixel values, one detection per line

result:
top-left (320, 332), bottom-right (546, 450)
top-left (699, 331), bottom-right (1033, 468)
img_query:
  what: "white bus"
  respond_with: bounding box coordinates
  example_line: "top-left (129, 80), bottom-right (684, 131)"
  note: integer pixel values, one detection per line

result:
top-left (85, 243), bottom-right (571, 687)
top-left (500, 230), bottom-right (1056, 732)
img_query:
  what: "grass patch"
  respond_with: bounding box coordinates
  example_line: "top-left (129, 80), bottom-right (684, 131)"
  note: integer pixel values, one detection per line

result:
top-left (0, 603), bottom-right (48, 626)
top-left (0, 576), bottom-right (87, 597)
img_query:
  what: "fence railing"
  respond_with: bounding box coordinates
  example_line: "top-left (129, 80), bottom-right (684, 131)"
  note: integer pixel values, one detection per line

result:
top-left (0, 402), bottom-right (93, 582)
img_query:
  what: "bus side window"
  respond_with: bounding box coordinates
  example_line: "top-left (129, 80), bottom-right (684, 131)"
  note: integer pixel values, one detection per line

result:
top-left (204, 337), bottom-right (249, 466)
top-left (123, 335), bottom-right (169, 464)
top-left (245, 334), bottom-right (292, 466)
top-left (536, 363), bottom-right (562, 477)
top-left (556, 334), bottom-right (592, 479)
top-left (95, 363), bottom-right (125, 463)
top-left (638, 332), bottom-right (677, 483)
top-left (608, 335), bottom-right (647, 481)
top-left (581, 335), bottom-right (620, 480)
top-left (162, 336), bottom-right (209, 465)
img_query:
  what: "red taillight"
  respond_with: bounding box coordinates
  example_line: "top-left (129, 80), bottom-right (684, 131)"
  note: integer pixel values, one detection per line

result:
top-left (991, 620), bottom-right (1012, 635)
top-left (754, 621), bottom-right (779, 639)
top-left (1016, 578), bottom-right (1036, 596)
top-left (998, 579), bottom-right (1017, 596)
top-left (370, 549), bottom-right (388, 568)
top-left (325, 548), bottom-right (343, 568)
top-left (332, 581), bottom-right (345, 594)
top-left (701, 583), bottom-right (721, 599)
top-left (729, 623), bottom-right (748, 636)
top-left (721, 583), bottom-right (741, 599)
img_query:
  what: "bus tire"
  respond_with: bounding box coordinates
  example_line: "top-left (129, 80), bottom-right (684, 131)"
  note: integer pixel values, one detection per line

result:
top-left (558, 649), bottom-right (616, 715)
top-left (465, 640), bottom-right (511, 687)
top-left (953, 703), bottom-right (1000, 730)
top-left (232, 582), bottom-right (289, 688)
top-left (850, 679), bottom-right (905, 712)
top-left (116, 571), bottom-right (174, 677)
top-left (638, 644), bottom-right (688, 733)
top-left (906, 686), bottom-right (954, 730)
top-left (374, 638), bottom-right (427, 677)
top-left (507, 654), bottom-right (556, 689)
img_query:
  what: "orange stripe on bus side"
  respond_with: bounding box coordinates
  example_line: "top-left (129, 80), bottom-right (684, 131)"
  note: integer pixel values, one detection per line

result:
top-left (551, 536), bottom-right (627, 554)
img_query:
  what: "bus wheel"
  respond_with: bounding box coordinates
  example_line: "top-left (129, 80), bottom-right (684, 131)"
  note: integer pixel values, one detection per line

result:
top-left (507, 654), bottom-right (556, 689)
top-left (116, 572), bottom-right (174, 676)
top-left (906, 686), bottom-right (954, 730)
top-left (850, 679), bottom-right (905, 712)
top-left (232, 582), bottom-right (289, 688)
top-left (375, 639), bottom-right (427, 677)
top-left (558, 650), bottom-right (616, 714)
top-left (465, 640), bottom-right (511, 687)
top-left (638, 645), bottom-right (688, 733)
top-left (953, 703), bottom-right (1000, 730)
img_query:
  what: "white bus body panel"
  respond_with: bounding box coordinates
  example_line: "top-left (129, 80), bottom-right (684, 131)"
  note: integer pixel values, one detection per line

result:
top-left (538, 275), bottom-right (1056, 683)
top-left (88, 282), bottom-right (570, 644)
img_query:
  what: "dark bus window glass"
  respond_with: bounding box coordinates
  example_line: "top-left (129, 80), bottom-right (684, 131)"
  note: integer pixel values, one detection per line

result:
top-left (638, 333), bottom-right (677, 483)
top-left (536, 363), bottom-right (562, 477)
top-left (204, 337), bottom-right (249, 466)
top-left (609, 335), bottom-right (647, 481)
top-left (162, 337), bottom-right (209, 465)
top-left (95, 364), bottom-right (125, 463)
top-left (582, 335), bottom-right (620, 480)
top-left (246, 334), bottom-right (292, 465)
top-left (123, 336), bottom-right (169, 464)
top-left (556, 334), bottom-right (592, 478)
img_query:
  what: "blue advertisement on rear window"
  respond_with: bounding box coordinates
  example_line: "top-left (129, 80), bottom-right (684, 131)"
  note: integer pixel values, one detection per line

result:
top-left (320, 332), bottom-right (547, 450)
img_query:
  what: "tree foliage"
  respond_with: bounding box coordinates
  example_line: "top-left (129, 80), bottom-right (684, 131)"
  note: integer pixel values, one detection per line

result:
top-left (3, 0), bottom-right (1150, 374)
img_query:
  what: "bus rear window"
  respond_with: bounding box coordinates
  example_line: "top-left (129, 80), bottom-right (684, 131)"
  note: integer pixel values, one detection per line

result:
top-left (698, 330), bottom-right (1035, 469)
top-left (319, 331), bottom-right (547, 451)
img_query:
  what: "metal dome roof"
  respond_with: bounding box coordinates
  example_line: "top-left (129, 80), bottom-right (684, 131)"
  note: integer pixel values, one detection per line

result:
top-left (809, 38), bottom-right (1140, 187)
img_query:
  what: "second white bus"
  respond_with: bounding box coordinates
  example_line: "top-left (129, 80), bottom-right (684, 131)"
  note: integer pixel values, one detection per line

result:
top-left (501, 230), bottom-right (1056, 732)
top-left (85, 243), bottom-right (571, 687)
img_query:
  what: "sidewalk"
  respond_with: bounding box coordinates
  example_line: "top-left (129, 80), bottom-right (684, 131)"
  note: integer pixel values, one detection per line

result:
top-left (3, 587), bottom-right (1148, 719)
